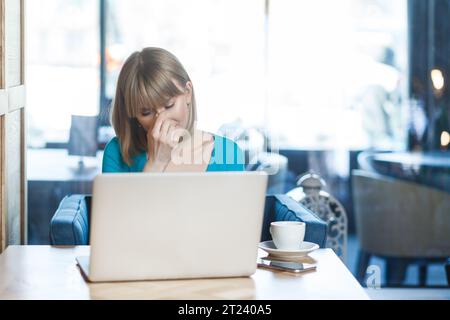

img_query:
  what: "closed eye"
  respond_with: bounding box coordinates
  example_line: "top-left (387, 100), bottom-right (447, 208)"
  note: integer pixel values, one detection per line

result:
top-left (141, 110), bottom-right (153, 116)
top-left (165, 104), bottom-right (174, 109)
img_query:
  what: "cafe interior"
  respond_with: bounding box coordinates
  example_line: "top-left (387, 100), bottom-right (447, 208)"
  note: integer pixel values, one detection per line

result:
top-left (0, 0), bottom-right (449, 300)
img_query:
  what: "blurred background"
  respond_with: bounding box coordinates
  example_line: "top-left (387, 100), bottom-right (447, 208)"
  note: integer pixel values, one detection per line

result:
top-left (25, 0), bottom-right (449, 295)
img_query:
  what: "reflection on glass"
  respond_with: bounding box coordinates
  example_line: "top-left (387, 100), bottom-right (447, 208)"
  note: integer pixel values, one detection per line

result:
top-left (431, 69), bottom-right (445, 91)
top-left (441, 131), bottom-right (450, 149)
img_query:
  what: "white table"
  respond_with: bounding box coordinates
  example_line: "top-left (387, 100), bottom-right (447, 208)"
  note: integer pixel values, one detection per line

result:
top-left (0, 246), bottom-right (369, 300)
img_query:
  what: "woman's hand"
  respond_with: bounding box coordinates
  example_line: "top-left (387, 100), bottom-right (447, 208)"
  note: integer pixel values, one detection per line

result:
top-left (143, 112), bottom-right (184, 172)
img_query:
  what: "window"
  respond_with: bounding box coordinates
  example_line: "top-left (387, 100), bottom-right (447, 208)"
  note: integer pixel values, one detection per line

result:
top-left (268, 0), bottom-right (408, 150)
top-left (27, 0), bottom-right (408, 150)
top-left (104, 0), bottom-right (266, 134)
top-left (26, 0), bottom-right (99, 147)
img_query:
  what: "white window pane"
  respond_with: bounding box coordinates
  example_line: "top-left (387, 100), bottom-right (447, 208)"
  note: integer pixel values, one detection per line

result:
top-left (268, 0), bottom-right (408, 150)
top-left (26, 0), bottom-right (99, 146)
top-left (106, 0), bottom-right (266, 133)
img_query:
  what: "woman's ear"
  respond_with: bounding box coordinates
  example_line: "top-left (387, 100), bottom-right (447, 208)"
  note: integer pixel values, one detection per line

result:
top-left (185, 81), bottom-right (193, 104)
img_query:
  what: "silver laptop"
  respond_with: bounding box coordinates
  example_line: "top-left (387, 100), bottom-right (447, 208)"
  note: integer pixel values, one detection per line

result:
top-left (76, 171), bottom-right (268, 282)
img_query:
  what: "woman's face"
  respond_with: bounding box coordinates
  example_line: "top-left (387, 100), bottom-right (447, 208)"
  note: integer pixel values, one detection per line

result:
top-left (136, 80), bottom-right (192, 132)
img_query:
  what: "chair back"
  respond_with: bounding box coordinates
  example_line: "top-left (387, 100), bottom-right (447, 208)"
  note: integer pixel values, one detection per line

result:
top-left (352, 169), bottom-right (450, 258)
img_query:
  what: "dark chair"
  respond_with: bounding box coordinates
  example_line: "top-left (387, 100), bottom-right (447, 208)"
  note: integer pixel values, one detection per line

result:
top-left (352, 169), bottom-right (450, 287)
top-left (50, 194), bottom-right (327, 247)
top-left (446, 259), bottom-right (450, 285)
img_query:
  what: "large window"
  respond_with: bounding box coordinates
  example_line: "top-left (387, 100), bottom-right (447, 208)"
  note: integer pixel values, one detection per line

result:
top-left (268, 0), bottom-right (408, 149)
top-left (103, 0), bottom-right (266, 134)
top-left (26, 0), bottom-right (99, 147)
top-left (27, 0), bottom-right (408, 150)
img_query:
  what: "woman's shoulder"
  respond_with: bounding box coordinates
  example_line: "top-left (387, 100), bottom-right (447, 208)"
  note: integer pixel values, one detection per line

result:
top-left (104, 136), bottom-right (120, 152)
top-left (103, 137), bottom-right (122, 161)
top-left (102, 137), bottom-right (123, 172)
top-left (103, 137), bottom-right (147, 173)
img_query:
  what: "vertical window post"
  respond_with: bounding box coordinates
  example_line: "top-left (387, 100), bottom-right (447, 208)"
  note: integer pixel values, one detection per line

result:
top-left (99, 0), bottom-right (107, 126)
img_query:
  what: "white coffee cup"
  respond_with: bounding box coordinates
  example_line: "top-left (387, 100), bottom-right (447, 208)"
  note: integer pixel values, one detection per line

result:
top-left (269, 221), bottom-right (305, 250)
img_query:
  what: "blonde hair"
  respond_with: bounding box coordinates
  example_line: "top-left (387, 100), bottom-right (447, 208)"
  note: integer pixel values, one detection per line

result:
top-left (110, 47), bottom-right (197, 166)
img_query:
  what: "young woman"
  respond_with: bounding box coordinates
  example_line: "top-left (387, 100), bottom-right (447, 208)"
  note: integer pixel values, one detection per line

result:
top-left (103, 47), bottom-right (245, 173)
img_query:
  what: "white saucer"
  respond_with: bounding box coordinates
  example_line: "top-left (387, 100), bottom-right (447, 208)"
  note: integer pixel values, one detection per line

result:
top-left (258, 241), bottom-right (319, 258)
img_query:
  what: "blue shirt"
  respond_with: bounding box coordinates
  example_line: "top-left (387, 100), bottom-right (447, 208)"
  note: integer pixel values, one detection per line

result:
top-left (102, 134), bottom-right (245, 173)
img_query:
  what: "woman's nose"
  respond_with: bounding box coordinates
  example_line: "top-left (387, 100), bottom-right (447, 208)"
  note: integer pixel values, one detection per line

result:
top-left (156, 107), bottom-right (165, 115)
